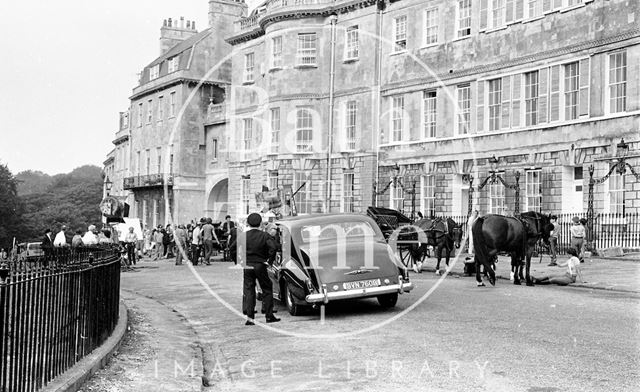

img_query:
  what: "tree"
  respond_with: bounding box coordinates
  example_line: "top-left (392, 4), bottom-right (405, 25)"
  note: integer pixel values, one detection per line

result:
top-left (18, 165), bottom-right (104, 241)
top-left (0, 163), bottom-right (24, 249)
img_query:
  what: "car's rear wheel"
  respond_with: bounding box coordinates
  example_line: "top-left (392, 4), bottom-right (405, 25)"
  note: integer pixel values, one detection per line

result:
top-left (377, 293), bottom-right (398, 308)
top-left (284, 282), bottom-right (304, 316)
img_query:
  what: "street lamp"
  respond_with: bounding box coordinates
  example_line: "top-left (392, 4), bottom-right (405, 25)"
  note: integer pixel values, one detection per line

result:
top-left (587, 138), bottom-right (640, 254)
top-left (104, 177), bottom-right (113, 196)
top-left (488, 155), bottom-right (499, 173)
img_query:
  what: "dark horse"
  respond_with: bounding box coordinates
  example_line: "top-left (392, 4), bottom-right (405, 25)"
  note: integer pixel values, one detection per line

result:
top-left (409, 217), bottom-right (463, 274)
top-left (471, 211), bottom-right (552, 286)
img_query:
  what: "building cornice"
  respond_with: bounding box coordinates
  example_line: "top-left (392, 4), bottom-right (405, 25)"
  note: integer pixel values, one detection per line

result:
top-left (112, 134), bottom-right (130, 145)
top-left (130, 77), bottom-right (226, 101)
top-left (381, 28), bottom-right (640, 95)
top-left (226, 0), bottom-right (378, 46)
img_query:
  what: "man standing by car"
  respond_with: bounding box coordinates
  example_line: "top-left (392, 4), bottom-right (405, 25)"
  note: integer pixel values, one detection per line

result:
top-left (242, 213), bottom-right (279, 326)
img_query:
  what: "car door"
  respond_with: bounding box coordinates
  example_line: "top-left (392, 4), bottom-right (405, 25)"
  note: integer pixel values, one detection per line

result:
top-left (267, 229), bottom-right (284, 300)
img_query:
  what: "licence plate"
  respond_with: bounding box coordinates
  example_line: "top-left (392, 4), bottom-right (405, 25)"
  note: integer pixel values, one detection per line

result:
top-left (343, 279), bottom-right (381, 290)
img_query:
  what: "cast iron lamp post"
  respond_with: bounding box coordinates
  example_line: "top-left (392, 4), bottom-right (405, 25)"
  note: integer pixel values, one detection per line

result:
top-left (586, 139), bottom-right (640, 253)
top-left (104, 177), bottom-right (113, 197)
top-left (372, 163), bottom-right (418, 219)
top-left (465, 155), bottom-right (520, 216)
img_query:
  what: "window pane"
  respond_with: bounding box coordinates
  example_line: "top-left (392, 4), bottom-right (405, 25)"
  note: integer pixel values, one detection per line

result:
top-left (423, 91), bottom-right (437, 138)
top-left (488, 79), bottom-right (502, 131)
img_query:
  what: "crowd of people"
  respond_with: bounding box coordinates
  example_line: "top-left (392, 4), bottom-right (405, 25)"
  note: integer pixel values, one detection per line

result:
top-left (133, 215), bottom-right (239, 267)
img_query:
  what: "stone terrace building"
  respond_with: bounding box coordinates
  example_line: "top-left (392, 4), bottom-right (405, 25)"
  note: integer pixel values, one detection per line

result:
top-left (115, 0), bottom-right (247, 229)
top-left (223, 0), bottom-right (639, 219)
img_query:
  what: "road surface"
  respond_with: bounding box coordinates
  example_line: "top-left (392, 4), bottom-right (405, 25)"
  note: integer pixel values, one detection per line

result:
top-left (82, 260), bottom-right (640, 392)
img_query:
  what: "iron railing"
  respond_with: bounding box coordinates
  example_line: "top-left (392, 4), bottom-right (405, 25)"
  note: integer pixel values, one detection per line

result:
top-left (437, 212), bottom-right (640, 256)
top-left (123, 173), bottom-right (173, 190)
top-left (0, 246), bottom-right (121, 392)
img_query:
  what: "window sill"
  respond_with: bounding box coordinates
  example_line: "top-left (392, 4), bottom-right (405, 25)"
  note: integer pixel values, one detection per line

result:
top-left (522, 15), bottom-right (545, 24)
top-left (269, 66), bottom-right (283, 72)
top-left (419, 43), bottom-right (439, 50)
top-left (390, 49), bottom-right (408, 57)
top-left (560, 4), bottom-right (585, 13)
top-left (294, 64), bottom-right (317, 69)
top-left (484, 25), bottom-right (508, 34)
top-left (452, 35), bottom-right (471, 42)
top-left (242, 80), bottom-right (255, 85)
top-left (343, 58), bottom-right (359, 64)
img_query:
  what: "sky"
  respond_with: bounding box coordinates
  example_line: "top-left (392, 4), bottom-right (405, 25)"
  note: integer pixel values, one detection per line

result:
top-left (0, 0), bottom-right (255, 176)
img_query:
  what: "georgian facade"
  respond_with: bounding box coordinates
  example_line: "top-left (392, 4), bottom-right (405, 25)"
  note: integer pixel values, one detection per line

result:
top-left (105, 1), bottom-right (247, 228)
top-left (107, 0), bottom-right (639, 224)
top-left (220, 0), bottom-right (639, 219)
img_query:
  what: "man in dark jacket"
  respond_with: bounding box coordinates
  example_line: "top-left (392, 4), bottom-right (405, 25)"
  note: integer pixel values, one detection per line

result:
top-left (41, 228), bottom-right (54, 259)
top-left (242, 213), bottom-right (279, 325)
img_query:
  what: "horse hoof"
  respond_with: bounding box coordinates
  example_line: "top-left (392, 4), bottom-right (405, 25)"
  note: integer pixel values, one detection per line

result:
top-left (526, 281), bottom-right (534, 287)
top-left (435, 270), bottom-right (441, 276)
top-left (417, 263), bottom-right (423, 273)
top-left (489, 277), bottom-right (496, 286)
top-left (509, 272), bottom-right (514, 281)
top-left (413, 266), bottom-right (419, 274)
top-left (477, 282), bottom-right (486, 287)
top-left (513, 280), bottom-right (521, 285)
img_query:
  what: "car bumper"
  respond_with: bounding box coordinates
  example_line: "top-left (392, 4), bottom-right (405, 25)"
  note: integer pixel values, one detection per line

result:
top-left (305, 280), bottom-right (414, 304)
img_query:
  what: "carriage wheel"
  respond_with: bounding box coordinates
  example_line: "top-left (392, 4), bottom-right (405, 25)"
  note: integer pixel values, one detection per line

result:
top-left (397, 247), bottom-right (414, 270)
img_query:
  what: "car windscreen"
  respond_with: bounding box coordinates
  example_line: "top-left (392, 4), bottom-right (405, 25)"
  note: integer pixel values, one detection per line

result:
top-left (298, 221), bottom-right (378, 244)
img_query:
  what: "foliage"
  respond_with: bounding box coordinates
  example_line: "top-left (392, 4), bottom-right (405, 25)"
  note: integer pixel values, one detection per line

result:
top-left (15, 170), bottom-right (53, 196)
top-left (9, 165), bottom-right (104, 244)
top-left (0, 163), bottom-right (25, 249)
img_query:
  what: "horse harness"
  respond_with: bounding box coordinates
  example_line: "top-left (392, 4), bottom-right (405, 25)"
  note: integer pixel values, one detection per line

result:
top-left (514, 213), bottom-right (543, 255)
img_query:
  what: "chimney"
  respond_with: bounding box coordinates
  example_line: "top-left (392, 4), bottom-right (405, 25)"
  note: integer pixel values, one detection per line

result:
top-left (159, 16), bottom-right (198, 56)
top-left (208, 0), bottom-right (248, 29)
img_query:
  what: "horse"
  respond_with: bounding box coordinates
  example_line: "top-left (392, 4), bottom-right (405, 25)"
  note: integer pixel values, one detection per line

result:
top-left (411, 217), bottom-right (463, 274)
top-left (471, 211), bottom-right (552, 286)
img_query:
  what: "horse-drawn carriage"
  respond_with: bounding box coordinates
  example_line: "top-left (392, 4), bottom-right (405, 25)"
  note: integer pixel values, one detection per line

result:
top-left (366, 207), bottom-right (463, 273)
top-left (366, 207), bottom-right (416, 268)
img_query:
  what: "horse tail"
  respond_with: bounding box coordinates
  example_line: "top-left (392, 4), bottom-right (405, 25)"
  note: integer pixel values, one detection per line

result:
top-left (472, 216), bottom-right (488, 266)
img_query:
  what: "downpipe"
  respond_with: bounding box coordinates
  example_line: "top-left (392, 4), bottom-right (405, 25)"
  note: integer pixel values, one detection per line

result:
top-left (325, 13), bottom-right (338, 212)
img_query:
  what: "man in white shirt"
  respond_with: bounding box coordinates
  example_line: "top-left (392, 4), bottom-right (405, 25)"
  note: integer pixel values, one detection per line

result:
top-left (82, 225), bottom-right (99, 246)
top-left (190, 222), bottom-right (202, 265)
top-left (53, 226), bottom-right (68, 247)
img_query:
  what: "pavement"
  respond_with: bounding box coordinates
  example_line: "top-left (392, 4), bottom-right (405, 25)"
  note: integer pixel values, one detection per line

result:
top-left (416, 250), bottom-right (640, 293)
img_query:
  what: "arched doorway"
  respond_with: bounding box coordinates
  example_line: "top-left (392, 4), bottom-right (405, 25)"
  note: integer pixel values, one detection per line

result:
top-left (207, 179), bottom-right (229, 222)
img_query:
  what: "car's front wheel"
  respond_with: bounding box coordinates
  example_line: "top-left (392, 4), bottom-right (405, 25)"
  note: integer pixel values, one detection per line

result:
top-left (377, 293), bottom-right (398, 308)
top-left (284, 282), bottom-right (304, 316)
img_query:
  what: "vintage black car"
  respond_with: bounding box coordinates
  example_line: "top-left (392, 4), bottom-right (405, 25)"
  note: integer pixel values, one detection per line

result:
top-left (268, 214), bottom-right (414, 315)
